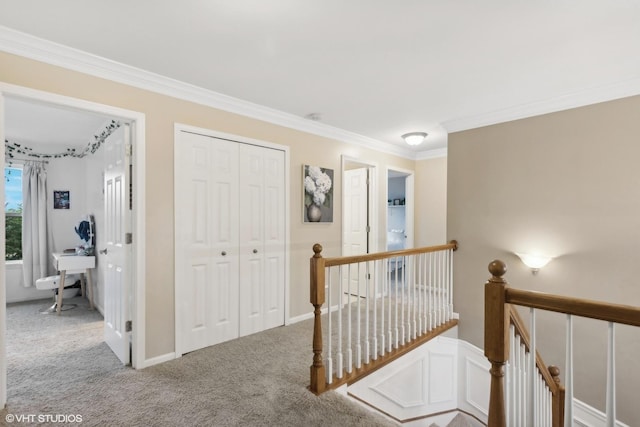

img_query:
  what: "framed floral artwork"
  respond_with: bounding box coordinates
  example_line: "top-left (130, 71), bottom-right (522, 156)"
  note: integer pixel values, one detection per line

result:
top-left (303, 165), bottom-right (333, 223)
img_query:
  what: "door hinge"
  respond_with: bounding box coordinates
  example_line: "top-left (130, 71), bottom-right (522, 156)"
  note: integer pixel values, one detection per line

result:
top-left (126, 144), bottom-right (133, 156)
top-left (125, 233), bottom-right (133, 244)
top-left (366, 225), bottom-right (371, 233)
top-left (125, 320), bottom-right (132, 332)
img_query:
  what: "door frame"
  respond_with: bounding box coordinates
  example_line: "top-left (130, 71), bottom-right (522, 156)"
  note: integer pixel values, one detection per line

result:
top-left (386, 166), bottom-right (415, 249)
top-left (341, 155), bottom-right (378, 255)
top-left (0, 82), bottom-right (146, 407)
top-left (173, 123), bottom-right (291, 358)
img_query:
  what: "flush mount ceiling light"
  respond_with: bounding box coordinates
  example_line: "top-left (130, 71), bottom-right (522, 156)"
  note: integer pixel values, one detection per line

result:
top-left (401, 132), bottom-right (428, 146)
top-left (304, 112), bottom-right (322, 121)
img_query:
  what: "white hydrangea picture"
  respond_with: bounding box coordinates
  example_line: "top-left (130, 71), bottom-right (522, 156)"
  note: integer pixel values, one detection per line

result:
top-left (303, 165), bottom-right (334, 223)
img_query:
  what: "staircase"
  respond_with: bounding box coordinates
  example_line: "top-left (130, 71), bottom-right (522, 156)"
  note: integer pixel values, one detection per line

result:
top-left (309, 241), bottom-right (459, 395)
top-left (429, 413), bottom-right (479, 427)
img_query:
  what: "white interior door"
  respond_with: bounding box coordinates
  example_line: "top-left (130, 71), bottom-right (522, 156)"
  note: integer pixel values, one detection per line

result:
top-left (176, 132), bottom-right (240, 353)
top-left (343, 168), bottom-right (369, 297)
top-left (343, 168), bottom-right (369, 256)
top-left (103, 124), bottom-right (132, 364)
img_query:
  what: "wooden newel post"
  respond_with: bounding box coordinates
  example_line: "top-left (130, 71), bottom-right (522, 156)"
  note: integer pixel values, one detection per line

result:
top-left (549, 365), bottom-right (565, 427)
top-left (485, 260), bottom-right (509, 427)
top-left (310, 243), bottom-right (326, 394)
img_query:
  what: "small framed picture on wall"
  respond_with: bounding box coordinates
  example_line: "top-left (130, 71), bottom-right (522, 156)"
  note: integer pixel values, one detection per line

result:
top-left (53, 191), bottom-right (70, 209)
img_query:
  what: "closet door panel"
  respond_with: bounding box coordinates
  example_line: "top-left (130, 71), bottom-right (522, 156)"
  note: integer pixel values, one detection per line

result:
top-left (177, 135), bottom-right (215, 353)
top-left (239, 145), bottom-right (265, 336)
top-left (176, 132), bottom-right (239, 353)
top-left (209, 140), bottom-right (241, 345)
top-left (262, 148), bottom-right (286, 330)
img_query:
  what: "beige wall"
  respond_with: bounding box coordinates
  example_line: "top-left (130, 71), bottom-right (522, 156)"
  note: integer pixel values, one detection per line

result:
top-left (447, 95), bottom-right (640, 424)
top-left (415, 156), bottom-right (447, 247)
top-left (0, 52), bottom-right (423, 360)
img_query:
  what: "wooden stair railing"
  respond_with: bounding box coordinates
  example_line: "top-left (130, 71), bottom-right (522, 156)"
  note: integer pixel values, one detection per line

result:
top-left (509, 308), bottom-right (564, 426)
top-left (485, 259), bottom-right (640, 427)
top-left (310, 241), bottom-right (458, 395)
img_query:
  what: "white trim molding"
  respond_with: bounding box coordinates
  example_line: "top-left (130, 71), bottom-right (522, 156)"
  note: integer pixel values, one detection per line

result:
top-left (0, 25), bottom-right (438, 161)
top-left (442, 77), bottom-right (640, 133)
top-left (574, 398), bottom-right (630, 427)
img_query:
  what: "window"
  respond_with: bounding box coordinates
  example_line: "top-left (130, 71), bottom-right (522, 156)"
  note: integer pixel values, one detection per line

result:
top-left (5, 166), bottom-right (23, 261)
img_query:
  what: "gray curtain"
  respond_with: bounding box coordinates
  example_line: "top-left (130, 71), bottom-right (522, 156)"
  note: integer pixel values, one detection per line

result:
top-left (22, 161), bottom-right (51, 287)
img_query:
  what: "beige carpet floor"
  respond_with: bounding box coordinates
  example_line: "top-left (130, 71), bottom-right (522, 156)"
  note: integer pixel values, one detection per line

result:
top-left (1, 297), bottom-right (398, 427)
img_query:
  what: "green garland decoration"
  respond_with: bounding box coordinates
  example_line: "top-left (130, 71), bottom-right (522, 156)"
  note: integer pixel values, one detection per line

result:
top-left (5, 120), bottom-right (121, 162)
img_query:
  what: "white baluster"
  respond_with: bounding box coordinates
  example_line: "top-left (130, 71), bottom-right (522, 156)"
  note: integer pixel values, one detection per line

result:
top-left (515, 337), bottom-right (520, 427)
top-left (371, 260), bottom-right (378, 360)
top-left (346, 264), bottom-right (353, 373)
top-left (438, 250), bottom-right (444, 325)
top-left (394, 257), bottom-right (399, 348)
top-left (434, 251), bottom-right (440, 326)
top-left (416, 253), bottom-right (422, 335)
top-left (365, 261), bottom-right (370, 364)
top-left (528, 308), bottom-right (537, 427)
top-left (380, 259), bottom-right (386, 356)
top-left (326, 267), bottom-right (333, 384)
top-left (422, 253), bottom-right (428, 333)
top-left (355, 263), bottom-right (362, 369)
top-left (448, 248), bottom-right (454, 321)
top-left (428, 252), bottom-right (434, 330)
top-left (506, 324), bottom-right (515, 425)
top-left (519, 338), bottom-right (526, 427)
top-left (564, 315), bottom-right (574, 427)
top-left (400, 256), bottom-right (405, 345)
top-left (606, 322), bottom-right (616, 427)
top-left (433, 252), bottom-right (442, 327)
top-left (411, 255), bottom-right (416, 339)
top-left (408, 255), bottom-right (414, 341)
top-left (412, 255), bottom-right (421, 339)
top-left (444, 249), bottom-right (449, 322)
top-left (337, 265), bottom-right (343, 379)
top-left (387, 257), bottom-right (393, 352)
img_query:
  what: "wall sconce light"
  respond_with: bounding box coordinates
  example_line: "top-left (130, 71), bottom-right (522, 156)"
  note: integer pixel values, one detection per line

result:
top-left (401, 132), bottom-right (428, 146)
top-left (516, 253), bottom-right (552, 275)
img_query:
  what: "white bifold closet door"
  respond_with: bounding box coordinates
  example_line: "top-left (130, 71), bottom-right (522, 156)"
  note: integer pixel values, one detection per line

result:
top-left (176, 131), bottom-right (285, 355)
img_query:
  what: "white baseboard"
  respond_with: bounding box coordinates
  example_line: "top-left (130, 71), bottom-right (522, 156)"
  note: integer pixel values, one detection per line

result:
top-left (140, 352), bottom-right (176, 369)
top-left (574, 398), bottom-right (630, 427)
top-left (287, 303), bottom-right (342, 325)
top-left (287, 311), bottom-right (314, 324)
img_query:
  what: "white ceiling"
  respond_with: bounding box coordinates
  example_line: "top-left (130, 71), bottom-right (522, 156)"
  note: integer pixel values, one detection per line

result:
top-left (2, 1), bottom-right (640, 155)
top-left (5, 97), bottom-right (113, 152)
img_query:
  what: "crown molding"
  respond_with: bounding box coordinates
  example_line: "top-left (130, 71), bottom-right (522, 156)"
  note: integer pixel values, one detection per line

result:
top-left (0, 25), bottom-right (441, 160)
top-left (415, 147), bottom-right (447, 161)
top-left (442, 77), bottom-right (640, 133)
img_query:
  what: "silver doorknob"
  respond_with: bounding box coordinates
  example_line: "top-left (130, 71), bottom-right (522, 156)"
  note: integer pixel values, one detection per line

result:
top-left (221, 251), bottom-right (227, 256)
top-left (253, 249), bottom-right (258, 254)
top-left (99, 248), bottom-right (108, 255)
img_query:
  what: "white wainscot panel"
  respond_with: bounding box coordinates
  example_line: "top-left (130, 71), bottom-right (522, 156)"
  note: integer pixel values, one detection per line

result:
top-left (348, 336), bottom-right (458, 421)
top-left (458, 341), bottom-right (490, 423)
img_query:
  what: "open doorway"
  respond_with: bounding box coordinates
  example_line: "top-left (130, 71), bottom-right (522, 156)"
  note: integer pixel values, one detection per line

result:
top-left (386, 167), bottom-right (414, 251)
top-left (0, 83), bottom-right (146, 407)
